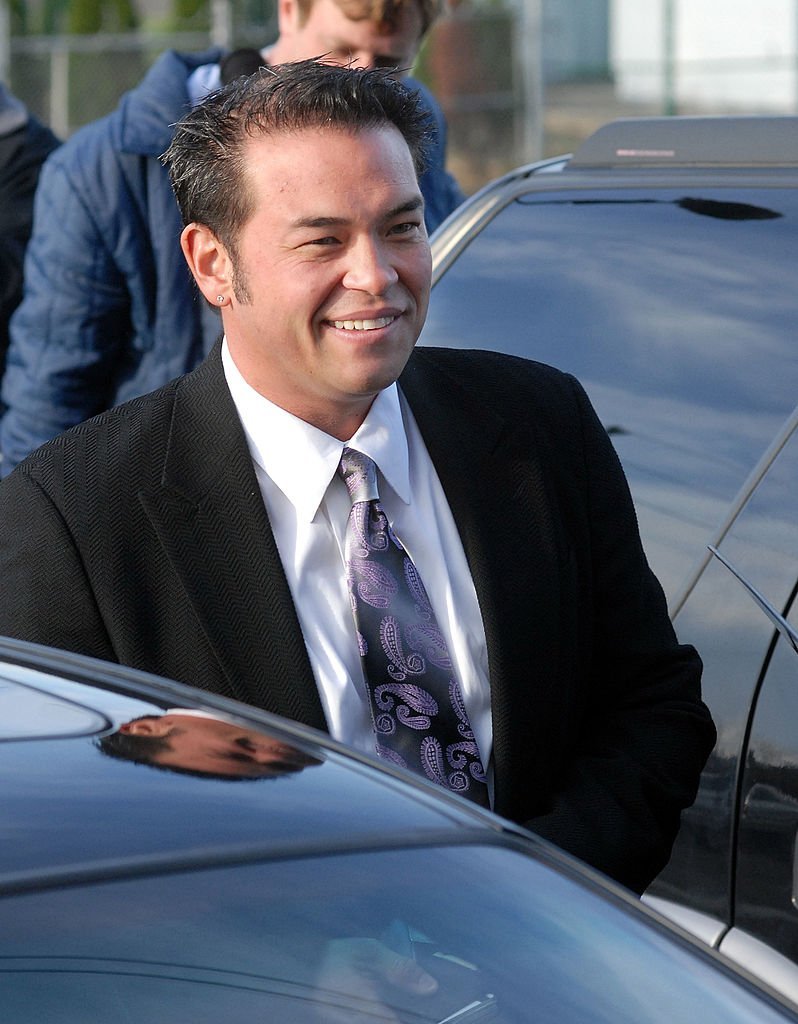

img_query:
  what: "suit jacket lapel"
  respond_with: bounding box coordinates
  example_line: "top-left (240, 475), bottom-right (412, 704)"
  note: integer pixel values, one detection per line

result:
top-left (138, 345), bottom-right (327, 730)
top-left (400, 349), bottom-right (567, 811)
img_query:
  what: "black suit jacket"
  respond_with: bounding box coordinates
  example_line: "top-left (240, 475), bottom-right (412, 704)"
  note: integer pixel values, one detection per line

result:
top-left (0, 344), bottom-right (714, 892)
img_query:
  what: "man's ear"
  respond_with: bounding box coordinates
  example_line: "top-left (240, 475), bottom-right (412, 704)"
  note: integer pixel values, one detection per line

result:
top-left (180, 222), bottom-right (234, 306)
top-left (276, 0), bottom-right (301, 35)
top-left (120, 716), bottom-right (174, 738)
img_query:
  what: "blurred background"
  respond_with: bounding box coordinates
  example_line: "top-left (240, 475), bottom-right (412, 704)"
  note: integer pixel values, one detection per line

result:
top-left (2, 0), bottom-right (798, 195)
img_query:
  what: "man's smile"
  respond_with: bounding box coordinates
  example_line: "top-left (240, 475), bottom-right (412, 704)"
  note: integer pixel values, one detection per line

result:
top-left (328, 315), bottom-right (398, 331)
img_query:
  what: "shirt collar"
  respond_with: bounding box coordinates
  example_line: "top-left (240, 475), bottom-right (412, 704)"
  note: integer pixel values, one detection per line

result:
top-left (221, 340), bottom-right (411, 521)
top-left (186, 47), bottom-right (271, 107)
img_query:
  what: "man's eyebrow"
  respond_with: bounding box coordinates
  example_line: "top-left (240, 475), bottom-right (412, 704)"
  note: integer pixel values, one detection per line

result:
top-left (291, 215), bottom-right (347, 230)
top-left (389, 197), bottom-right (424, 217)
top-left (290, 197), bottom-right (424, 231)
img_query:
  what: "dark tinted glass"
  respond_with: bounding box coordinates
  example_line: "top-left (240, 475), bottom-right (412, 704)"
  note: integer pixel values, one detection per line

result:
top-left (1, 843), bottom-right (791, 1023)
top-left (650, 552), bottom-right (775, 920)
top-left (652, 416), bottom-right (798, 936)
top-left (422, 185), bottom-right (798, 601)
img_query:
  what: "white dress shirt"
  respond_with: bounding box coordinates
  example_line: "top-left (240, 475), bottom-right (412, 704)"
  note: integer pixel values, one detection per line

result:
top-left (221, 341), bottom-right (493, 776)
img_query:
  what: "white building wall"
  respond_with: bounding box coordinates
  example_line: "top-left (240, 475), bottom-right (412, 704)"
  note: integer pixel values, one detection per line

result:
top-left (541, 0), bottom-right (610, 81)
top-left (611, 0), bottom-right (798, 112)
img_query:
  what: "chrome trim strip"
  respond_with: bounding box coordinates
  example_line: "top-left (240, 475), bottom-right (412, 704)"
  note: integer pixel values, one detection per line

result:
top-left (670, 405), bottom-right (798, 618)
top-left (720, 928), bottom-right (798, 1008)
top-left (641, 894), bottom-right (727, 947)
top-left (707, 545), bottom-right (798, 653)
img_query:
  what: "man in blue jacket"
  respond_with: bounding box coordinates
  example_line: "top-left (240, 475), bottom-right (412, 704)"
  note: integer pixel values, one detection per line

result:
top-left (0, 0), bottom-right (464, 475)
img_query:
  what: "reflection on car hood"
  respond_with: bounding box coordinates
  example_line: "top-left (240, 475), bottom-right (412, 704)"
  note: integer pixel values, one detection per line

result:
top-left (0, 650), bottom-right (499, 892)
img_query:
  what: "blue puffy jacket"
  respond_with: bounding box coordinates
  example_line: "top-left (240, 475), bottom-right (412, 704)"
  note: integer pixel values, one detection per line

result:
top-left (0, 49), bottom-right (464, 475)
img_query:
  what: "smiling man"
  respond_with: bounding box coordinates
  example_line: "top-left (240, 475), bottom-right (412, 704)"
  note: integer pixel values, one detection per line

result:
top-left (179, 111), bottom-right (430, 439)
top-left (0, 0), bottom-right (463, 477)
top-left (0, 62), bottom-right (714, 895)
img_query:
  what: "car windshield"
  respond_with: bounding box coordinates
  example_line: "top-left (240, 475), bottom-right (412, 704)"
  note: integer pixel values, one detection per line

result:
top-left (422, 185), bottom-right (798, 603)
top-left (0, 841), bottom-right (791, 1022)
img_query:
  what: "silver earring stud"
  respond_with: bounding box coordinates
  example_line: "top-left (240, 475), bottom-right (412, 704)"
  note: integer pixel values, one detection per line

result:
top-left (216, 294), bottom-right (225, 305)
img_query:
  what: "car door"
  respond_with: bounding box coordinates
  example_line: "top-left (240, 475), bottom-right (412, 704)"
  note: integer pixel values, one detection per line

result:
top-left (647, 405), bottom-right (798, 1001)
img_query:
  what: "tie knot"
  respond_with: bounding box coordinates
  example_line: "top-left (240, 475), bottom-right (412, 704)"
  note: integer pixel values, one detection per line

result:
top-left (339, 447), bottom-right (379, 504)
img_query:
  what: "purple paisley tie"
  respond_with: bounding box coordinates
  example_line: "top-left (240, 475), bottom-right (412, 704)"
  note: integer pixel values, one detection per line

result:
top-left (338, 447), bottom-right (489, 807)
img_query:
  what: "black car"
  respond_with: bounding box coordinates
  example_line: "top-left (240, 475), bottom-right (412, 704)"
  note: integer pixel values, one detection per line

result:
top-left (423, 115), bottom-right (798, 609)
top-left (1, 636), bottom-right (796, 1023)
top-left (422, 117), bottom-right (798, 1002)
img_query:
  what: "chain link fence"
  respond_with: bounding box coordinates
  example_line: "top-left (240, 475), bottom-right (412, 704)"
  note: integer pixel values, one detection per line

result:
top-left (4, 3), bottom-right (545, 194)
top-left (6, 2), bottom-right (796, 195)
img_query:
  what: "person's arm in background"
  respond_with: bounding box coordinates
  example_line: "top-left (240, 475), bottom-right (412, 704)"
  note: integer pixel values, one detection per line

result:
top-left (0, 99), bottom-right (60, 407)
top-left (0, 133), bottom-right (131, 476)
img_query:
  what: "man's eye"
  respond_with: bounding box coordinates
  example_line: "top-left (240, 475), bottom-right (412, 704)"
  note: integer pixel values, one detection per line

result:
top-left (308, 236), bottom-right (339, 246)
top-left (389, 221), bottom-right (421, 236)
top-left (224, 750), bottom-right (255, 764)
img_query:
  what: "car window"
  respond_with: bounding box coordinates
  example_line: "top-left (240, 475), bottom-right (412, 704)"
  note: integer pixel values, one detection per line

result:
top-left (422, 185), bottom-right (798, 602)
top-left (651, 414), bottom-right (798, 945)
top-left (0, 842), bottom-right (790, 1023)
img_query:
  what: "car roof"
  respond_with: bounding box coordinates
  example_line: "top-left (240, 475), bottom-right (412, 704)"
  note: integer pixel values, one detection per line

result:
top-left (431, 114), bottom-right (798, 275)
top-left (568, 116), bottom-right (798, 169)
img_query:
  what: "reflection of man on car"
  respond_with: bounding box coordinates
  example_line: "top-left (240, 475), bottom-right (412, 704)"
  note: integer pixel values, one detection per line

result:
top-left (98, 710), bottom-right (322, 779)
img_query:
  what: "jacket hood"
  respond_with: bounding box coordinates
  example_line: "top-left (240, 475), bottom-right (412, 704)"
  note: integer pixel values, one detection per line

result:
top-left (116, 47), bottom-right (224, 157)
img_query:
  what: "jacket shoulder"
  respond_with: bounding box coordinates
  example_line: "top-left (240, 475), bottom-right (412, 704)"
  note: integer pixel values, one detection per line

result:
top-left (12, 345), bottom-right (226, 491)
top-left (13, 377), bottom-right (181, 493)
top-left (406, 346), bottom-right (597, 451)
top-left (411, 345), bottom-right (579, 398)
top-left (115, 47), bottom-right (224, 156)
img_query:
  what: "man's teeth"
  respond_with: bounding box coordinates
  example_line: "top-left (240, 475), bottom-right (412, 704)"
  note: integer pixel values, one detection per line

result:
top-left (331, 316), bottom-right (395, 331)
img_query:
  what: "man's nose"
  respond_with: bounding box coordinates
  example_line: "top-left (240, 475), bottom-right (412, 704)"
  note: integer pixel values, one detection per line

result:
top-left (248, 740), bottom-right (301, 765)
top-left (342, 238), bottom-right (399, 294)
top-left (340, 52), bottom-right (407, 79)
top-left (347, 50), bottom-right (377, 70)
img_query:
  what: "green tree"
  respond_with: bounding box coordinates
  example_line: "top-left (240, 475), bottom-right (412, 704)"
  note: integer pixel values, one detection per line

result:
top-left (65, 0), bottom-right (139, 33)
top-left (173, 0), bottom-right (206, 18)
top-left (169, 0), bottom-right (209, 29)
top-left (7, 0), bottom-right (29, 33)
top-left (40, 0), bottom-right (70, 34)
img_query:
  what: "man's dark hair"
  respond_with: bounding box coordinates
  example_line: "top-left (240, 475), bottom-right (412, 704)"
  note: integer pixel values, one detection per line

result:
top-left (162, 59), bottom-right (433, 257)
